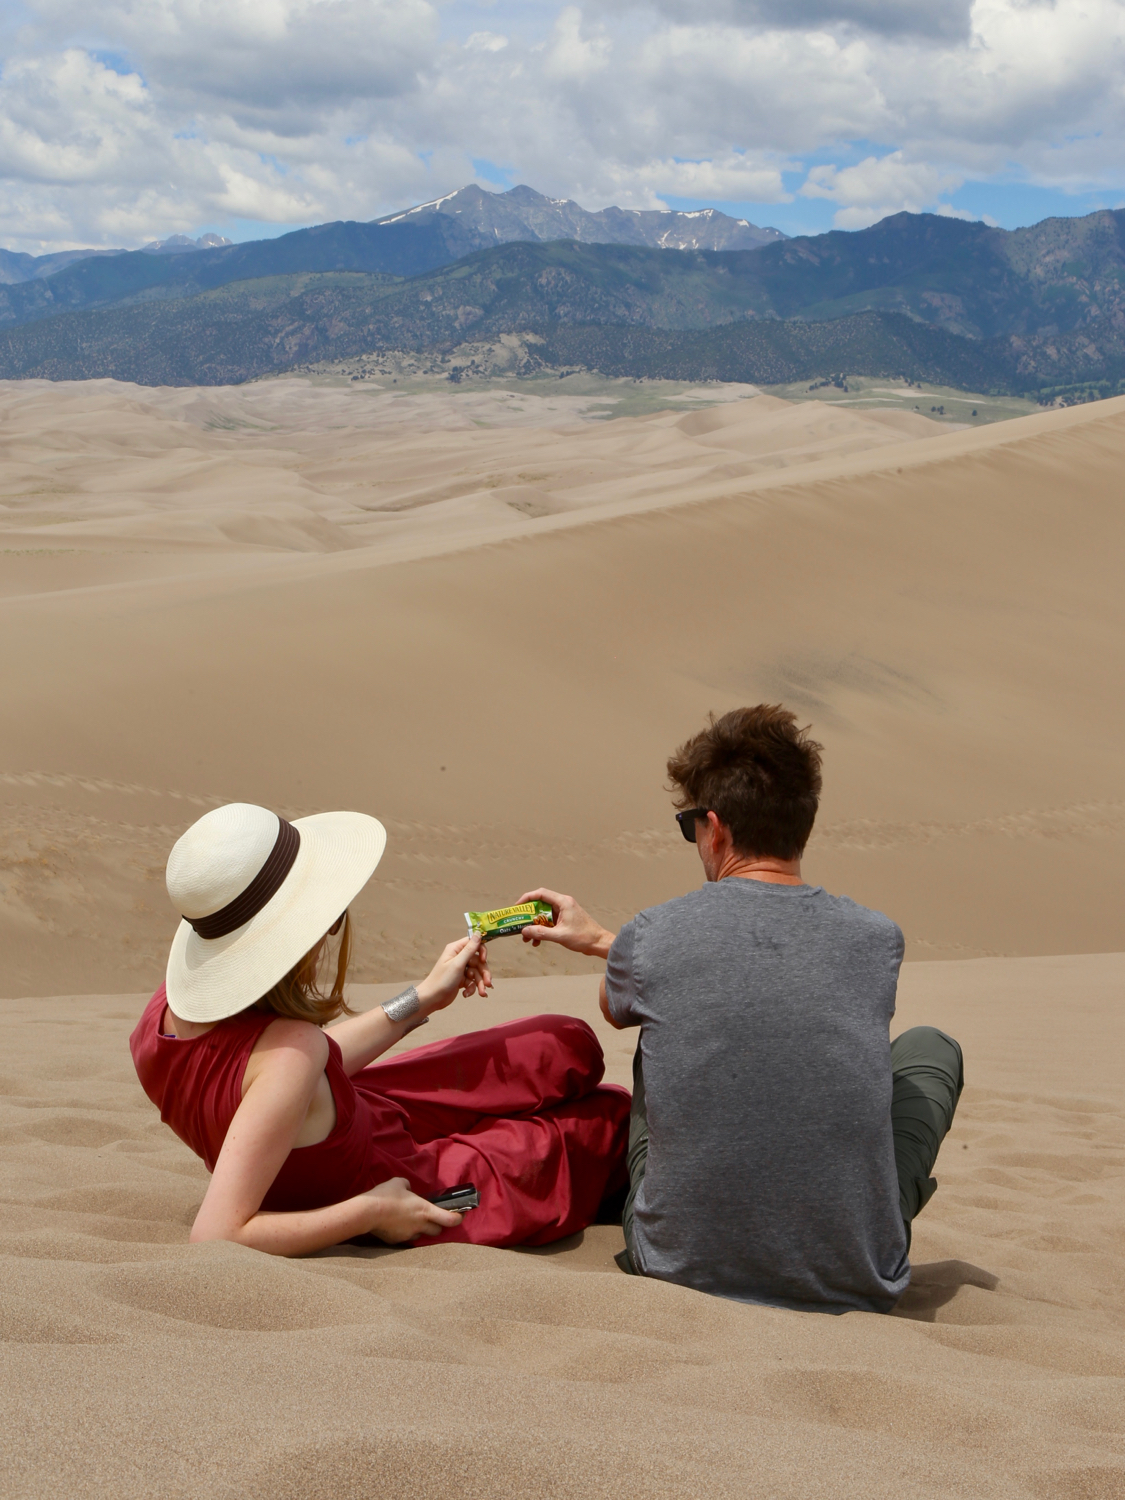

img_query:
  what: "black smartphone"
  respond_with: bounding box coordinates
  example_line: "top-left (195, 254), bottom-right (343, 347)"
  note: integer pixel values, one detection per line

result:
top-left (430, 1183), bottom-right (480, 1213)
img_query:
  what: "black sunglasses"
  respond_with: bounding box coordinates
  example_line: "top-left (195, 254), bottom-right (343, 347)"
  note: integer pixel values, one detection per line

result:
top-left (675, 808), bottom-right (709, 843)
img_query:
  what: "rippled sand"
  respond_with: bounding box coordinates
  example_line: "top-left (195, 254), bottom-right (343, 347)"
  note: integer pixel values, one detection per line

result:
top-left (3, 957), bottom-right (1124, 1498)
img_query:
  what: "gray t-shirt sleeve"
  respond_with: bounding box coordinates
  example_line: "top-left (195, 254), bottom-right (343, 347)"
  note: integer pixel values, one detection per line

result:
top-left (604, 918), bottom-right (641, 1026)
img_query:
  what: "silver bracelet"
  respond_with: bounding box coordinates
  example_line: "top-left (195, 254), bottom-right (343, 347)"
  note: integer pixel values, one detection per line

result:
top-left (382, 985), bottom-right (420, 1024)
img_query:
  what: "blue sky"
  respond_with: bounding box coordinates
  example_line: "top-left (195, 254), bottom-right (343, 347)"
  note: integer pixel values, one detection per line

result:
top-left (1, 1), bottom-right (1124, 252)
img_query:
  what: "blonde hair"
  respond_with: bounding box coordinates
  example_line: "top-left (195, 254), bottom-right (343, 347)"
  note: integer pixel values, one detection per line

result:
top-left (255, 912), bottom-right (355, 1025)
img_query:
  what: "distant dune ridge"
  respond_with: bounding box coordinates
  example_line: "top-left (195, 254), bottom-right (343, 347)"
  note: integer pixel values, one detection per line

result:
top-left (2, 377), bottom-right (1124, 1497)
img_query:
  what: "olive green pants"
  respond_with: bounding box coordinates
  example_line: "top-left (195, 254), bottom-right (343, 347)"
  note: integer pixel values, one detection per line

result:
top-left (616, 1025), bottom-right (964, 1276)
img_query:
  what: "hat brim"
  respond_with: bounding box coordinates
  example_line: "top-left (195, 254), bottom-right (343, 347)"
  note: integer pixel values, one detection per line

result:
top-left (165, 811), bottom-right (386, 1023)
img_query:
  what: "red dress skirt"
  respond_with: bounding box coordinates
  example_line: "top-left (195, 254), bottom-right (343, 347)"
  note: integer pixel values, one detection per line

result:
top-left (130, 987), bottom-right (630, 1247)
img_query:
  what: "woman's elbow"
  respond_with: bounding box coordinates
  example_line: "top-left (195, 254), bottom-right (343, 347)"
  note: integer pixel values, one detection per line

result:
top-left (189, 1213), bottom-right (249, 1247)
top-left (190, 1214), bottom-right (302, 1257)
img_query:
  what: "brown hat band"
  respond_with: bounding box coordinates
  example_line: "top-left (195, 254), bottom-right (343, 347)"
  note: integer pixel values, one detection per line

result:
top-left (188, 817), bottom-right (301, 940)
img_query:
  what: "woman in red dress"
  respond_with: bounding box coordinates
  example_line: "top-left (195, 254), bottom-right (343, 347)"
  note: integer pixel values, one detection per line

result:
top-left (130, 803), bottom-right (629, 1255)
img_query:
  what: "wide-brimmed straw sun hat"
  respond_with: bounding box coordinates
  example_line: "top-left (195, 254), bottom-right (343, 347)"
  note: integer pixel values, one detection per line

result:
top-left (164, 803), bottom-right (386, 1023)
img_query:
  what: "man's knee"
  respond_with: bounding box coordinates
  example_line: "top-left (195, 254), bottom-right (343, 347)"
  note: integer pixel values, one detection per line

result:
top-left (891, 1024), bottom-right (962, 1070)
top-left (892, 1026), bottom-right (963, 1108)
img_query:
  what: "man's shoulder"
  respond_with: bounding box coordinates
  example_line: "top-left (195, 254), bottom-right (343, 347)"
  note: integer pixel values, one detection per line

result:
top-left (824, 891), bottom-right (903, 942)
top-left (632, 883), bottom-right (902, 949)
top-left (794, 886), bottom-right (903, 961)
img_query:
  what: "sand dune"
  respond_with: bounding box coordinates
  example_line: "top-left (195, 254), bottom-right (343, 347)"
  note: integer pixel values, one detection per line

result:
top-left (0, 380), bottom-right (1122, 992)
top-left (0, 378), bottom-right (953, 569)
top-left (3, 955), bottom-right (1124, 1498)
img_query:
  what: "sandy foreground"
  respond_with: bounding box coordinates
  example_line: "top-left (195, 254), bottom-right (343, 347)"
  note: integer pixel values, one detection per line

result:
top-left (3, 956), bottom-right (1124, 1499)
top-left (1, 376), bottom-right (1124, 1495)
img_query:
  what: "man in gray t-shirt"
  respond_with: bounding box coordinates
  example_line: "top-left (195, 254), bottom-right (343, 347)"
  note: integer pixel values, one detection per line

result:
top-left (519, 705), bottom-right (963, 1312)
top-left (605, 879), bottom-right (909, 1310)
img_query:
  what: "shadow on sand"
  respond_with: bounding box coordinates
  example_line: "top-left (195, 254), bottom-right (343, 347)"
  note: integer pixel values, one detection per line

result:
top-left (893, 1259), bottom-right (1001, 1321)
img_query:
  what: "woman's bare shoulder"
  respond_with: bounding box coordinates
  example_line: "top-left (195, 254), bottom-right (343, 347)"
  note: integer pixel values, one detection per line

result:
top-left (246, 1016), bottom-right (330, 1072)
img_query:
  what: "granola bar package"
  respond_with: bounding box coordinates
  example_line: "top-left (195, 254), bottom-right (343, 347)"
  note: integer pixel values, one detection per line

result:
top-left (465, 901), bottom-right (554, 940)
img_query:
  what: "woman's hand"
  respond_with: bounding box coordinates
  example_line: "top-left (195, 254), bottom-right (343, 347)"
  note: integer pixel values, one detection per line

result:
top-left (327, 935), bottom-right (491, 1078)
top-left (361, 1177), bottom-right (464, 1243)
top-left (416, 934), bottom-right (493, 1012)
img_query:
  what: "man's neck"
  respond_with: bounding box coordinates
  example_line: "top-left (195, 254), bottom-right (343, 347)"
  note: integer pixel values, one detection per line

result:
top-left (714, 853), bottom-right (805, 885)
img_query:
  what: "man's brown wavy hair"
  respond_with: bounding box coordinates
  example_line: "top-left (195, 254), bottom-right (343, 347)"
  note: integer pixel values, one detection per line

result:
top-left (667, 705), bottom-right (824, 860)
top-left (254, 912), bottom-right (356, 1025)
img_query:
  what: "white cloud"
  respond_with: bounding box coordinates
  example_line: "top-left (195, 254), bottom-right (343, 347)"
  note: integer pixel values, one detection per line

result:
top-left (32, 0), bottom-right (438, 123)
top-left (0, 0), bottom-right (1123, 250)
top-left (934, 203), bottom-right (982, 222)
top-left (800, 151), bottom-right (963, 227)
top-left (0, 51), bottom-right (152, 187)
top-left (610, 155), bottom-right (790, 206)
top-left (465, 32), bottom-right (509, 52)
top-left (544, 6), bottom-right (612, 80)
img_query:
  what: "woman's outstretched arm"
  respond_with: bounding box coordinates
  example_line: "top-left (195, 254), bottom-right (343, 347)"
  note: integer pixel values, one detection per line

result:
top-left (327, 934), bottom-right (492, 1076)
top-left (189, 1024), bottom-right (460, 1255)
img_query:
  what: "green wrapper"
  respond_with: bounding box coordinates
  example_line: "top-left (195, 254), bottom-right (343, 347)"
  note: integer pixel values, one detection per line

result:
top-left (465, 900), bottom-right (554, 940)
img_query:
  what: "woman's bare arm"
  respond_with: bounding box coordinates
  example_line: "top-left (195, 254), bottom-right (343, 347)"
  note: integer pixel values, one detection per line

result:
top-left (327, 934), bottom-right (492, 1076)
top-left (189, 1026), bottom-right (460, 1255)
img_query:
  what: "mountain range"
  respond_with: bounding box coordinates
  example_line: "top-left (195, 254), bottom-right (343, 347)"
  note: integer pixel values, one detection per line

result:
top-left (0, 232), bottom-right (233, 287)
top-left (374, 183), bottom-right (785, 252)
top-left (0, 246), bottom-right (127, 287)
top-left (141, 233), bottom-right (234, 256)
top-left (0, 186), bottom-right (782, 330)
top-left (0, 184), bottom-right (1123, 398)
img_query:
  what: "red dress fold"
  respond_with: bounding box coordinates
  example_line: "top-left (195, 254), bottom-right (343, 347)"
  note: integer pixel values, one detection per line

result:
top-left (130, 987), bottom-right (630, 1248)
